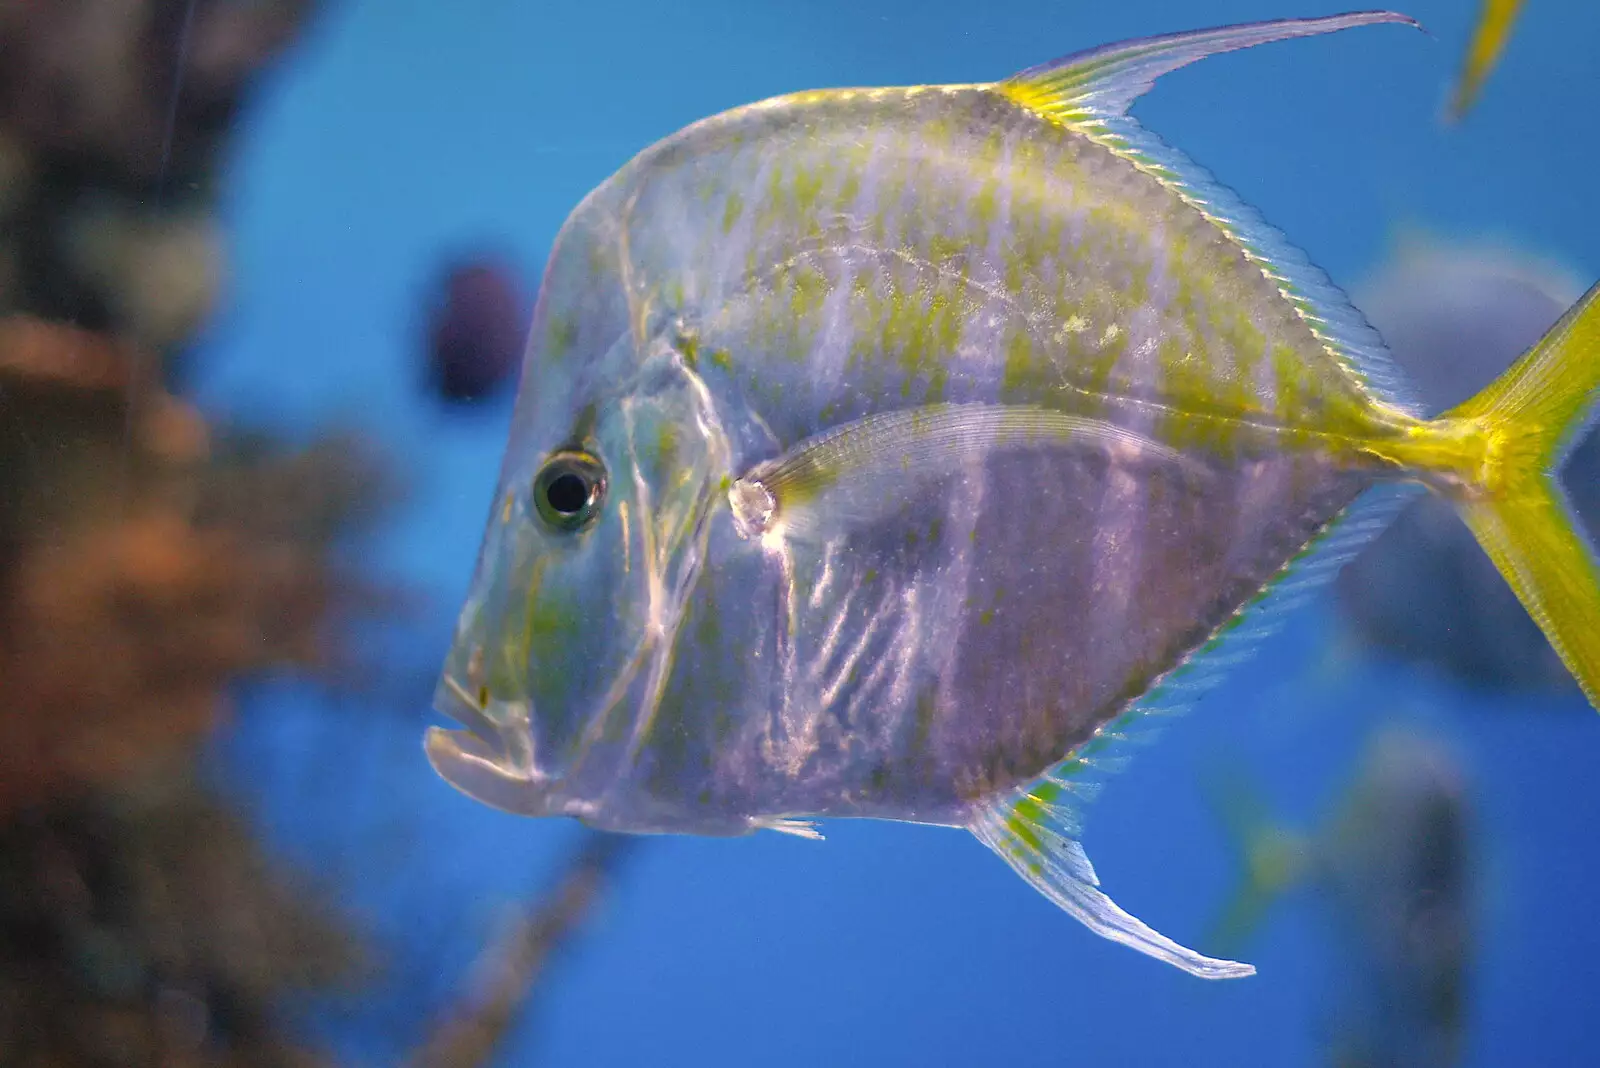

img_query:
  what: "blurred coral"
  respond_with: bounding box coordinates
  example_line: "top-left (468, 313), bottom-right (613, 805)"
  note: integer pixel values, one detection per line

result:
top-left (0, 0), bottom-right (321, 354)
top-left (0, 316), bottom-right (206, 549)
top-left (0, 316), bottom-right (395, 818)
top-left (1335, 238), bottom-right (1597, 694)
top-left (0, 311), bottom-right (395, 1068)
top-left (0, 772), bottom-right (358, 1068)
top-left (0, 0), bottom-right (316, 187)
top-left (0, 512), bottom-right (336, 817)
top-left (194, 430), bottom-right (400, 549)
top-left (0, 4), bottom-right (417, 1066)
top-left (0, 7), bottom-right (634, 1065)
top-left (425, 259), bottom-right (530, 403)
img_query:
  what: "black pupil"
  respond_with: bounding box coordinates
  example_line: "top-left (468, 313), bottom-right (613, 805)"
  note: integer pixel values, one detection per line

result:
top-left (545, 471), bottom-right (591, 514)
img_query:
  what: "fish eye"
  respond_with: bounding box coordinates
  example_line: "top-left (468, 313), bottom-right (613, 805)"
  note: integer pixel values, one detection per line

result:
top-left (534, 451), bottom-right (607, 531)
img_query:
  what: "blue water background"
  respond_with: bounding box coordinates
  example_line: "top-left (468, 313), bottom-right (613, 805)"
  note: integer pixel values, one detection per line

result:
top-left (188, 2), bottom-right (1600, 1064)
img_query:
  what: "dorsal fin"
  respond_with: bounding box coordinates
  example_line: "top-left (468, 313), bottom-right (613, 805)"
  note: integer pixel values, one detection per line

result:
top-left (997, 11), bottom-right (1421, 124)
top-left (996, 11), bottom-right (1430, 416)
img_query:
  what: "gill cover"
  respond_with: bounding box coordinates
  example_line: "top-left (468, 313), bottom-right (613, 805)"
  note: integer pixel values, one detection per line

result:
top-left (427, 332), bottom-right (731, 817)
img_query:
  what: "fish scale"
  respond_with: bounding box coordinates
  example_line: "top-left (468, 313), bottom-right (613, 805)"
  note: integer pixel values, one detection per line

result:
top-left (427, 11), bottom-right (1600, 981)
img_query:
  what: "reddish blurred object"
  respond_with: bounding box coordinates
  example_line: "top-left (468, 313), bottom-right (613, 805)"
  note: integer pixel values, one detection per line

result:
top-left (0, 315), bottom-right (206, 546)
top-left (0, 512), bottom-right (340, 816)
top-left (426, 259), bottom-right (529, 403)
top-left (0, 7), bottom-right (383, 1064)
top-left (0, 316), bottom-right (393, 819)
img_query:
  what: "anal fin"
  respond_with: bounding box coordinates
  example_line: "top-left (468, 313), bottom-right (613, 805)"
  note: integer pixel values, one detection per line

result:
top-left (970, 781), bottom-right (1254, 980)
top-left (961, 483), bottom-right (1422, 980)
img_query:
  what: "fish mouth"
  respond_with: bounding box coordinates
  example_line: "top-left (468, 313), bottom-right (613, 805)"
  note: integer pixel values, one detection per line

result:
top-left (434, 672), bottom-right (503, 750)
top-left (424, 725), bottom-right (551, 816)
top-left (427, 674), bottom-right (552, 816)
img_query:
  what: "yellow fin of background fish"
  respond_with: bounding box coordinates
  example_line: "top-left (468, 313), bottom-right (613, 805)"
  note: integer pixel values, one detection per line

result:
top-left (1448, 0), bottom-right (1527, 121)
top-left (1429, 280), bottom-right (1600, 708)
top-left (1199, 766), bottom-right (1311, 957)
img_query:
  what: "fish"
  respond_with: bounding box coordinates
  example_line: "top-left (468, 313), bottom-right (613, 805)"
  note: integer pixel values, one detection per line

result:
top-left (425, 11), bottom-right (1600, 980)
top-left (1334, 237), bottom-right (1596, 694)
top-left (426, 259), bottom-right (530, 403)
top-left (1207, 727), bottom-right (1474, 1067)
top-left (1447, 0), bottom-right (1527, 121)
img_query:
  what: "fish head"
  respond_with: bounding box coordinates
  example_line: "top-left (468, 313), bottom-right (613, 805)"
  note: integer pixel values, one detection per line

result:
top-left (426, 317), bottom-right (733, 823)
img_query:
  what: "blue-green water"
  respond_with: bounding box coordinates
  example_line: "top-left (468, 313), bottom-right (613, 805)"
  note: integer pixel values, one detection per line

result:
top-left (192, 2), bottom-right (1600, 1064)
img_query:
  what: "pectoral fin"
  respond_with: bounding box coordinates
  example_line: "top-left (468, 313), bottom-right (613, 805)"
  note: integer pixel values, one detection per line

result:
top-left (729, 403), bottom-right (1198, 544)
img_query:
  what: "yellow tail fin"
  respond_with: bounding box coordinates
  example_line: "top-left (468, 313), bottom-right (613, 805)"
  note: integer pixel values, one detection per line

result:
top-left (1442, 279), bottom-right (1600, 709)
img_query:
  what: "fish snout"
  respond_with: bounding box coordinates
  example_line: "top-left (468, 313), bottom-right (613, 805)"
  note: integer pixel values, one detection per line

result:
top-left (424, 723), bottom-right (554, 817)
top-left (429, 654), bottom-right (553, 816)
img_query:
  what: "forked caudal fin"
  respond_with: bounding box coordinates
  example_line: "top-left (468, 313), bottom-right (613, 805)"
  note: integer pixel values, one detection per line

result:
top-left (1438, 279), bottom-right (1600, 710)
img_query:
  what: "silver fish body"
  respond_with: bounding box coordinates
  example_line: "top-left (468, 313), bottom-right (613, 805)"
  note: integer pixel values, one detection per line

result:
top-left (427, 12), bottom-right (1600, 980)
top-left (436, 64), bottom-right (1385, 826)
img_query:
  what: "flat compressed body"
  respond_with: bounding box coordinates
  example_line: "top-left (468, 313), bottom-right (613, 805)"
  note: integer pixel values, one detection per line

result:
top-left (431, 11), bottom-right (1600, 982)
top-left (531, 86), bottom-right (1395, 825)
top-left (428, 14), bottom-right (1600, 984)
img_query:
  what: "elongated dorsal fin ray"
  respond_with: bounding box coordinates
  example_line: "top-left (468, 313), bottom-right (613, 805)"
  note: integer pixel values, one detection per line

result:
top-left (966, 483), bottom-right (1421, 978)
top-left (997, 11), bottom-right (1421, 124)
top-left (999, 13), bottom-right (1428, 417)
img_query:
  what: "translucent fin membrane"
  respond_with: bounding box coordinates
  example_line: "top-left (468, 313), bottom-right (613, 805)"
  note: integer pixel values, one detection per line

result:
top-left (971, 793), bottom-right (1254, 979)
top-left (737, 403), bottom-right (1196, 543)
top-left (1000, 11), bottom-right (1420, 125)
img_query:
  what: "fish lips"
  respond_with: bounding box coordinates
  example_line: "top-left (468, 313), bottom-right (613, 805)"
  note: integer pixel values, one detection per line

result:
top-left (426, 677), bottom-right (553, 816)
